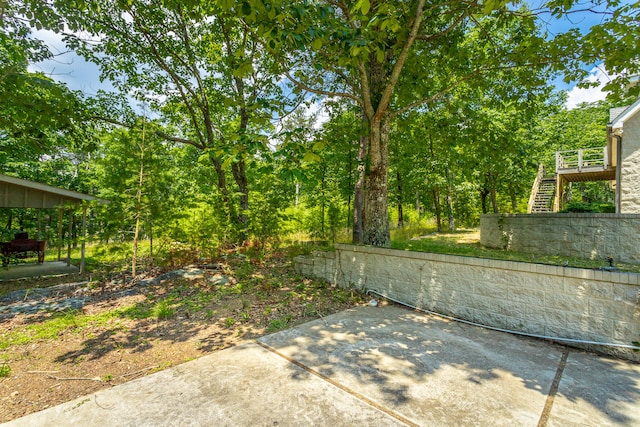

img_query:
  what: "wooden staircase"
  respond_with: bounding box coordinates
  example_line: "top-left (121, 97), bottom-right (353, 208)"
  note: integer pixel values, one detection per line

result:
top-left (531, 176), bottom-right (556, 213)
top-left (528, 165), bottom-right (556, 213)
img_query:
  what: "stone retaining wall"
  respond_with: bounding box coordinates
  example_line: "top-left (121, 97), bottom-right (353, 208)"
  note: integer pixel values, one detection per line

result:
top-left (480, 213), bottom-right (640, 265)
top-left (294, 244), bottom-right (640, 361)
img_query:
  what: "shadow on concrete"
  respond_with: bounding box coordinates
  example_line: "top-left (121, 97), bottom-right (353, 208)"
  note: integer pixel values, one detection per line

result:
top-left (259, 305), bottom-right (640, 426)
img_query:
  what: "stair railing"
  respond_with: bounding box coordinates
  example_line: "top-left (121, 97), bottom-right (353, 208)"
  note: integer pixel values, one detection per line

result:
top-left (528, 164), bottom-right (546, 213)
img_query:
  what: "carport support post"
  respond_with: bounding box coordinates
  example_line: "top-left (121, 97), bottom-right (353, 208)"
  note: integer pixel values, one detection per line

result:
top-left (67, 207), bottom-right (72, 267)
top-left (37, 210), bottom-right (42, 240)
top-left (57, 208), bottom-right (63, 261)
top-left (80, 205), bottom-right (87, 273)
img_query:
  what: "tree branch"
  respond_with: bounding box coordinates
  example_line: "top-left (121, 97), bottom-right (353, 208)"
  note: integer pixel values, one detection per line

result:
top-left (392, 68), bottom-right (483, 117)
top-left (375, 0), bottom-right (426, 121)
top-left (284, 70), bottom-right (363, 105)
top-left (154, 130), bottom-right (204, 150)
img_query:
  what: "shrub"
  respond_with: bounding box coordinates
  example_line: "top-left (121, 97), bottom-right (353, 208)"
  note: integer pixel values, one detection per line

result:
top-left (562, 202), bottom-right (615, 213)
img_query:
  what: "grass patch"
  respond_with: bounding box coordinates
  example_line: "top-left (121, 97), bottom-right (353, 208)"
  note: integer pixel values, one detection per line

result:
top-left (153, 301), bottom-right (175, 320)
top-left (391, 228), bottom-right (640, 273)
top-left (266, 315), bottom-right (291, 333)
top-left (0, 309), bottom-right (123, 350)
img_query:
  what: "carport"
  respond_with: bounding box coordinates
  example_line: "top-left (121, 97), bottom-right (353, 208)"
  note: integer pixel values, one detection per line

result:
top-left (0, 173), bottom-right (105, 273)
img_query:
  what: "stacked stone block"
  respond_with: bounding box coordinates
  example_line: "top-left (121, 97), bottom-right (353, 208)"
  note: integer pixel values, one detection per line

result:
top-left (295, 244), bottom-right (640, 362)
top-left (480, 213), bottom-right (640, 265)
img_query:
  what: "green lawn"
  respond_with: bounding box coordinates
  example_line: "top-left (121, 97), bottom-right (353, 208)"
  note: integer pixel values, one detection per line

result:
top-left (390, 228), bottom-right (640, 273)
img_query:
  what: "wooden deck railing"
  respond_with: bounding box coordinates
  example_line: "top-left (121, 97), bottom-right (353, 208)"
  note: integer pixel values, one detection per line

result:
top-left (556, 147), bottom-right (608, 172)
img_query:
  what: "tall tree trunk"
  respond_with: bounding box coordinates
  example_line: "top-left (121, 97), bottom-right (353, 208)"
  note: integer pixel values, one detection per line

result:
top-left (446, 167), bottom-right (455, 231)
top-left (480, 188), bottom-right (489, 214)
top-left (428, 134), bottom-right (442, 232)
top-left (433, 188), bottom-right (442, 232)
top-left (321, 166), bottom-right (326, 234)
top-left (487, 171), bottom-right (499, 213)
top-left (220, 18), bottom-right (251, 242)
top-left (491, 188), bottom-right (499, 213)
top-left (210, 155), bottom-right (236, 222)
top-left (149, 216), bottom-right (154, 262)
top-left (132, 123), bottom-right (146, 278)
top-left (447, 194), bottom-right (455, 231)
top-left (352, 110), bottom-right (368, 245)
top-left (347, 139), bottom-right (354, 229)
top-left (363, 115), bottom-right (391, 247)
top-left (396, 170), bottom-right (404, 228)
top-left (231, 159), bottom-right (249, 240)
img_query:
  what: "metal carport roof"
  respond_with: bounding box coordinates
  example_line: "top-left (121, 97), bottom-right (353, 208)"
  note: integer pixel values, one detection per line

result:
top-left (0, 173), bottom-right (101, 208)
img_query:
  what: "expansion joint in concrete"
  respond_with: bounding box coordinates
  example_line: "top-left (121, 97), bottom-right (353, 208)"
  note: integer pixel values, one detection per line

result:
top-left (256, 340), bottom-right (419, 427)
top-left (537, 350), bottom-right (570, 427)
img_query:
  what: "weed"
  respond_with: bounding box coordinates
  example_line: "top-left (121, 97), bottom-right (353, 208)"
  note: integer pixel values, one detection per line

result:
top-left (153, 301), bottom-right (175, 320)
top-left (238, 311), bottom-right (251, 322)
top-left (266, 315), bottom-right (291, 333)
top-left (224, 317), bottom-right (236, 328)
top-left (102, 373), bottom-right (113, 382)
top-left (70, 398), bottom-right (91, 410)
top-left (302, 303), bottom-right (317, 317)
top-left (0, 363), bottom-right (10, 378)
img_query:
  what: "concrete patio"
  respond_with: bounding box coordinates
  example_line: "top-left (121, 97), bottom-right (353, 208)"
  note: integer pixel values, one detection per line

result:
top-left (3, 305), bottom-right (640, 426)
top-left (0, 261), bottom-right (79, 281)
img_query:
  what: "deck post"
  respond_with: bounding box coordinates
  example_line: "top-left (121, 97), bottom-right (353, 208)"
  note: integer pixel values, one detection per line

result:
top-left (555, 176), bottom-right (563, 212)
top-left (578, 149), bottom-right (583, 171)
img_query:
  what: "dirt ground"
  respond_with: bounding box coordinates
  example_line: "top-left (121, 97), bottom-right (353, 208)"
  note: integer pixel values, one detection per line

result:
top-left (0, 254), bottom-right (365, 423)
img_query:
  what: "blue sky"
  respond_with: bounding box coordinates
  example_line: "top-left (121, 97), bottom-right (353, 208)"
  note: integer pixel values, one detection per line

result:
top-left (29, 29), bottom-right (115, 97)
top-left (28, 3), bottom-right (617, 109)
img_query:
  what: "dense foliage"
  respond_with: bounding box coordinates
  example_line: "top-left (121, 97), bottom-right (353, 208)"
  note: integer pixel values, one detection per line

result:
top-left (1, 0), bottom-right (638, 253)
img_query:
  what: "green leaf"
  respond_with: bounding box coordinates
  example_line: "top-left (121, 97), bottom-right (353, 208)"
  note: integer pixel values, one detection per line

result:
top-left (303, 152), bottom-right (321, 163)
top-left (483, 0), bottom-right (496, 14)
top-left (311, 38), bottom-right (322, 50)
top-left (241, 1), bottom-right (251, 16)
top-left (360, 0), bottom-right (371, 15)
top-left (219, 0), bottom-right (234, 11)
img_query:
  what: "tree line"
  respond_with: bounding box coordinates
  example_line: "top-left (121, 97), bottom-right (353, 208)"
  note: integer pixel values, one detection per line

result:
top-left (1, 0), bottom-right (638, 250)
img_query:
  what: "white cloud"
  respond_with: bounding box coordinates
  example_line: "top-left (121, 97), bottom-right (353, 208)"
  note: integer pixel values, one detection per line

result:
top-left (565, 65), bottom-right (612, 109)
top-left (27, 29), bottom-right (113, 95)
top-left (303, 99), bottom-right (331, 130)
